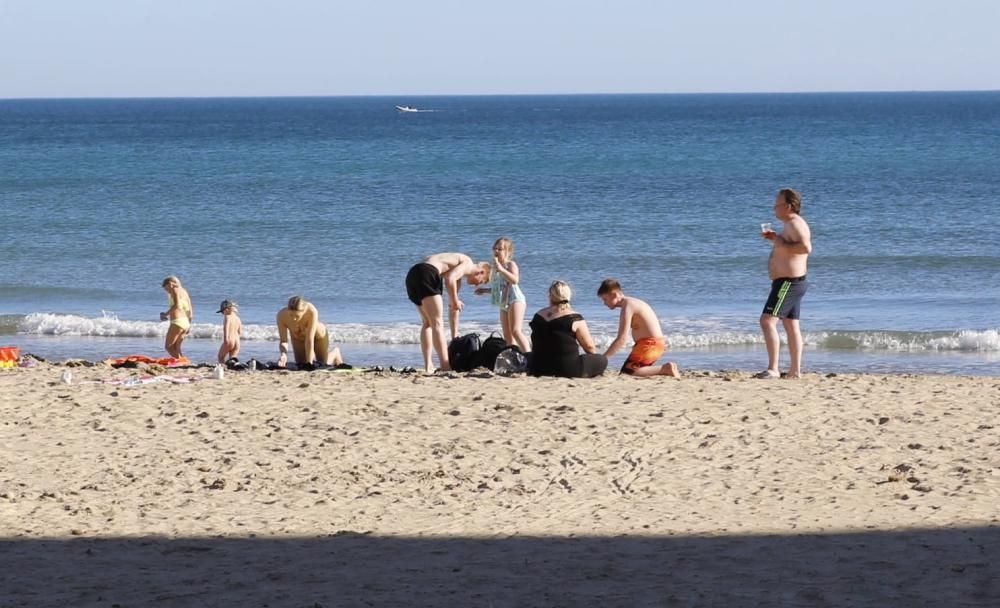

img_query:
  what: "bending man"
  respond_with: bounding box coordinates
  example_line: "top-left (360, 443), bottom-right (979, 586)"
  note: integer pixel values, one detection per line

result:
top-left (405, 252), bottom-right (491, 373)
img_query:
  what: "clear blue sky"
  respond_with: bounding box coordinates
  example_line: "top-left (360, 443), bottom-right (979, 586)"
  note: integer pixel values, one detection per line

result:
top-left (2, 0), bottom-right (997, 98)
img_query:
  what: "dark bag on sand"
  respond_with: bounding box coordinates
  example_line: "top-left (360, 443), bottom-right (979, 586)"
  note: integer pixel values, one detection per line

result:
top-left (448, 333), bottom-right (481, 372)
top-left (474, 332), bottom-right (507, 371)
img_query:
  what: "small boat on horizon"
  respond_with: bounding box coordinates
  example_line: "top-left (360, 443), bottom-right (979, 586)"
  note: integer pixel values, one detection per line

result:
top-left (395, 105), bottom-right (419, 113)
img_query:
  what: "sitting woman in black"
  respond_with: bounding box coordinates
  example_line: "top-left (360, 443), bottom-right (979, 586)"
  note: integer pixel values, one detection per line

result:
top-left (528, 280), bottom-right (608, 378)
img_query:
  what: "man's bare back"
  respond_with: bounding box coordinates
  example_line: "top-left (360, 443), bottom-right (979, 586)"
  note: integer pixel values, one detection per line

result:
top-left (423, 252), bottom-right (473, 277)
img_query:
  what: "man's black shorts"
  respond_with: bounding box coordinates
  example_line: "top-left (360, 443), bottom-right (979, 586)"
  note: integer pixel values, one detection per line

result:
top-left (406, 263), bottom-right (444, 305)
top-left (762, 276), bottom-right (808, 320)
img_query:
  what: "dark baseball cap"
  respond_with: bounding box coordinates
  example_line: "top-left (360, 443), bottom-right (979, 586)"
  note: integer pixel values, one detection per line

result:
top-left (216, 299), bottom-right (238, 313)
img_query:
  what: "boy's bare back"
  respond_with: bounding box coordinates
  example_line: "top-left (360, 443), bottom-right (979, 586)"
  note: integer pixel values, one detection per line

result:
top-left (622, 296), bottom-right (664, 341)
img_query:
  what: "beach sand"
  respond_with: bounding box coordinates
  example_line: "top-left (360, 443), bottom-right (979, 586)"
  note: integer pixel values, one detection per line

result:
top-left (1, 363), bottom-right (998, 606)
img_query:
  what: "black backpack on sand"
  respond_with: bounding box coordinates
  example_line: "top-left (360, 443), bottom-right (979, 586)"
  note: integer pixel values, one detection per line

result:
top-left (448, 333), bottom-right (481, 372)
top-left (474, 332), bottom-right (507, 371)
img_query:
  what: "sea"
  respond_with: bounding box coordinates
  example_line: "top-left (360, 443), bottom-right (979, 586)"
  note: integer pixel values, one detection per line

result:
top-left (1, 92), bottom-right (998, 375)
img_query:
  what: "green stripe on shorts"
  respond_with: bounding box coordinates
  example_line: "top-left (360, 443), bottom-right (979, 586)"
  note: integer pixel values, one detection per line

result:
top-left (772, 280), bottom-right (791, 316)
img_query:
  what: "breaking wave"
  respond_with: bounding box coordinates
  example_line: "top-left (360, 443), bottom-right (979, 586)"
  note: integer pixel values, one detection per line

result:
top-left (12, 313), bottom-right (999, 352)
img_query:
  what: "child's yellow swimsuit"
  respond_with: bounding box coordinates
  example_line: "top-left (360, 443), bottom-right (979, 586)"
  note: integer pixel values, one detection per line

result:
top-left (167, 295), bottom-right (192, 330)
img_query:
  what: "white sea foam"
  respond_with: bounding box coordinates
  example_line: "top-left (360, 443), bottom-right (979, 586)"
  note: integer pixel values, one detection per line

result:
top-left (815, 329), bottom-right (1000, 352)
top-left (932, 329), bottom-right (1000, 351)
top-left (20, 312), bottom-right (167, 338)
top-left (16, 313), bottom-right (495, 345)
top-left (16, 313), bottom-right (999, 351)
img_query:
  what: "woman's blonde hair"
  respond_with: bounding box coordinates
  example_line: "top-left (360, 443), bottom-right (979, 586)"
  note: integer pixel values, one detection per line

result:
top-left (287, 295), bottom-right (306, 311)
top-left (548, 280), bottom-right (572, 309)
top-left (161, 275), bottom-right (181, 288)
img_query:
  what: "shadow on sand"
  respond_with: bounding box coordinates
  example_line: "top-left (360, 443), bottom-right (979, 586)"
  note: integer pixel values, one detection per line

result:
top-left (2, 526), bottom-right (997, 607)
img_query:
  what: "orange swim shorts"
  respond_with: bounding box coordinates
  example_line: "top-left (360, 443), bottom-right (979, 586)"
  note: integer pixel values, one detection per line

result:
top-left (621, 337), bottom-right (666, 374)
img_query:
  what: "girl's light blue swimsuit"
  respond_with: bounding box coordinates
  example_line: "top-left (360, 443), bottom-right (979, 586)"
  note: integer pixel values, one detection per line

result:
top-left (490, 263), bottom-right (526, 311)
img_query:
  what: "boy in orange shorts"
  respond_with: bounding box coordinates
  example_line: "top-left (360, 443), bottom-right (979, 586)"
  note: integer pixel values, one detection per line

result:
top-left (598, 279), bottom-right (680, 377)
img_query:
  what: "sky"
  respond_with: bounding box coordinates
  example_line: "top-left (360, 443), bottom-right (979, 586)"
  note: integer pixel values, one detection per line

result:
top-left (1, 0), bottom-right (998, 98)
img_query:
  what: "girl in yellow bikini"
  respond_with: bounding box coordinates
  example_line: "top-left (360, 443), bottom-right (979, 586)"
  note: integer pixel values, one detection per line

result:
top-left (160, 275), bottom-right (193, 358)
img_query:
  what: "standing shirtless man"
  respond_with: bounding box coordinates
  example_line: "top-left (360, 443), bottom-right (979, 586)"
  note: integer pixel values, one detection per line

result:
top-left (405, 252), bottom-right (491, 373)
top-left (276, 296), bottom-right (343, 370)
top-left (598, 279), bottom-right (680, 377)
top-left (758, 188), bottom-right (812, 379)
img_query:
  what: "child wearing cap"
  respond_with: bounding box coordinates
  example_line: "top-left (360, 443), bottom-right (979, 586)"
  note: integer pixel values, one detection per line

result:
top-left (216, 300), bottom-right (242, 364)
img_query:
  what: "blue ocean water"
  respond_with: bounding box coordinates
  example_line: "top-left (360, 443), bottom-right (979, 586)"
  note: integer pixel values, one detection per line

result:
top-left (1, 93), bottom-right (998, 374)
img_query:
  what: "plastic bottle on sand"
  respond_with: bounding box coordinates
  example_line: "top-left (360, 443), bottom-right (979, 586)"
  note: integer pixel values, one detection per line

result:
top-left (494, 348), bottom-right (528, 375)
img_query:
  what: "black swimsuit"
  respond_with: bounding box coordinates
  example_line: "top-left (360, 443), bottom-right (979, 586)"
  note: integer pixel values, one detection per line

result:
top-left (406, 262), bottom-right (444, 305)
top-left (527, 312), bottom-right (608, 378)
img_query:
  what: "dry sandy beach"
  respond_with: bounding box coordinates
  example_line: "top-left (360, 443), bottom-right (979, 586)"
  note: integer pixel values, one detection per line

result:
top-left (1, 363), bottom-right (998, 606)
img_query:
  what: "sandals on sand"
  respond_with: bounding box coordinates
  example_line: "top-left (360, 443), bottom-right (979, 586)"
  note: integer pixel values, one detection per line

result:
top-left (754, 370), bottom-right (802, 379)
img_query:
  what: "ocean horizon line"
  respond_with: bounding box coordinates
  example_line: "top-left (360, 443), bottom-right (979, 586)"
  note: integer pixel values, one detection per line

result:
top-left (3, 89), bottom-right (1000, 102)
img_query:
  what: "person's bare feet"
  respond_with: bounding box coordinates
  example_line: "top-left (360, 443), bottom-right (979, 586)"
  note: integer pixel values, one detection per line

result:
top-left (660, 361), bottom-right (680, 377)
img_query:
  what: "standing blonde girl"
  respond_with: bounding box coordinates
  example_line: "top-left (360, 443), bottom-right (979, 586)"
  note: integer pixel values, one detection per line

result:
top-left (477, 237), bottom-right (531, 352)
top-left (160, 275), bottom-right (193, 359)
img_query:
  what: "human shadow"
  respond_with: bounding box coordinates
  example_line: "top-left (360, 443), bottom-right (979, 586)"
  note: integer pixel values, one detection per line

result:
top-left (1, 526), bottom-right (997, 607)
